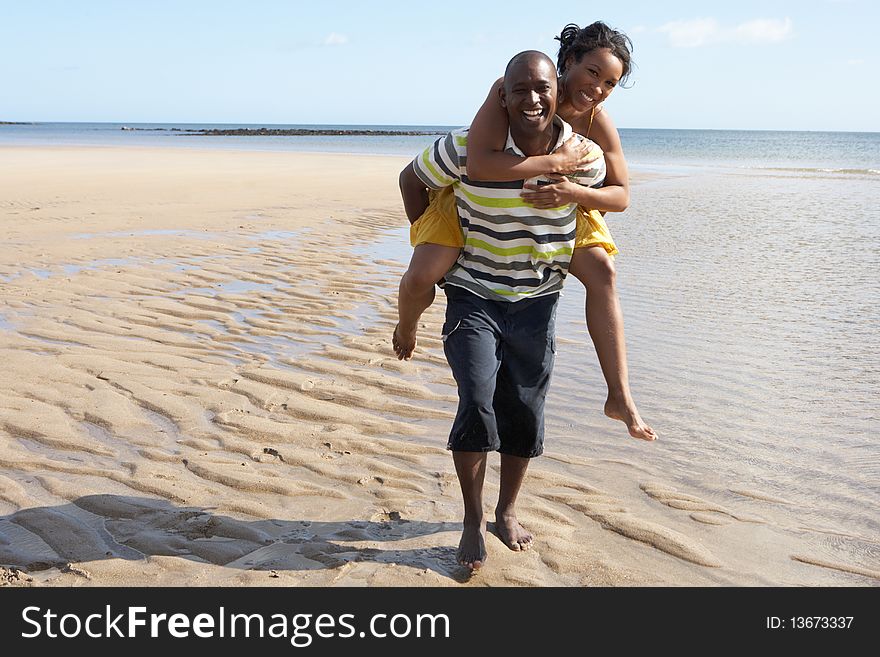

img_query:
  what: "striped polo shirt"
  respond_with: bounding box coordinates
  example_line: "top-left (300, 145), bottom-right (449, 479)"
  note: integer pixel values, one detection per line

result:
top-left (412, 115), bottom-right (595, 302)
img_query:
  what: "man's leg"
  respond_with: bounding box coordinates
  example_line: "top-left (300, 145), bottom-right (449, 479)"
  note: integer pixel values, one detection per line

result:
top-left (492, 293), bottom-right (559, 552)
top-left (442, 287), bottom-right (502, 570)
top-left (495, 453), bottom-right (533, 551)
top-left (452, 451), bottom-right (488, 570)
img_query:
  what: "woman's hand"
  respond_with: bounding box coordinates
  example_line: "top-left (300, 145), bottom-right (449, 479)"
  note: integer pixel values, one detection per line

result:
top-left (521, 176), bottom-right (583, 209)
top-left (551, 137), bottom-right (600, 175)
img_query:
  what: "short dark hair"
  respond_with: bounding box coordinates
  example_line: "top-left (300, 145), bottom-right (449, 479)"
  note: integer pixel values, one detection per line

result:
top-left (555, 21), bottom-right (634, 86)
top-left (503, 50), bottom-right (556, 92)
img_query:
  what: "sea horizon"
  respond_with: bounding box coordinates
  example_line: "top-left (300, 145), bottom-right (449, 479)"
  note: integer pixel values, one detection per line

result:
top-left (2, 122), bottom-right (878, 173)
top-left (3, 120), bottom-right (879, 134)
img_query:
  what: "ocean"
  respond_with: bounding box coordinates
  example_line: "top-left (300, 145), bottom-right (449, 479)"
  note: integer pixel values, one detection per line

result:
top-left (2, 121), bottom-right (878, 175)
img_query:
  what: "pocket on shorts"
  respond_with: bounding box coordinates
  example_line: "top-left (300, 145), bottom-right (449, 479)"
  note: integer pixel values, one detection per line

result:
top-left (441, 319), bottom-right (462, 343)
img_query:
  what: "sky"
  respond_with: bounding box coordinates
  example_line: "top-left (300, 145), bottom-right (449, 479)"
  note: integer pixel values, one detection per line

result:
top-left (1, 0), bottom-right (877, 131)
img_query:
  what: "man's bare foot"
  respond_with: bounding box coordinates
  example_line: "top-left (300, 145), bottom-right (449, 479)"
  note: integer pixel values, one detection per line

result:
top-left (457, 518), bottom-right (487, 571)
top-left (494, 510), bottom-right (533, 551)
top-left (392, 323), bottom-right (417, 361)
top-left (604, 395), bottom-right (657, 441)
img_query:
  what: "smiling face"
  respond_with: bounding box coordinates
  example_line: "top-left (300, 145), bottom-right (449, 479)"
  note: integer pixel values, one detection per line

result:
top-left (562, 47), bottom-right (624, 113)
top-left (499, 54), bottom-right (559, 138)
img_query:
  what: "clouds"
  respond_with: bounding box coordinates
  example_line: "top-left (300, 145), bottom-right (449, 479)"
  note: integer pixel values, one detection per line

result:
top-left (322, 33), bottom-right (348, 46)
top-left (733, 18), bottom-right (793, 43)
top-left (657, 17), bottom-right (793, 48)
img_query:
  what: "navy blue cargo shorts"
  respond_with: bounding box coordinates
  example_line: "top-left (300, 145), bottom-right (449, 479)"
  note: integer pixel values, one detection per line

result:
top-left (441, 284), bottom-right (558, 458)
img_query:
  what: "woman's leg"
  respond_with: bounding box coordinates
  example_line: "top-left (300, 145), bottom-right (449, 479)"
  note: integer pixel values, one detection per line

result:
top-left (568, 246), bottom-right (657, 441)
top-left (394, 243), bottom-right (460, 360)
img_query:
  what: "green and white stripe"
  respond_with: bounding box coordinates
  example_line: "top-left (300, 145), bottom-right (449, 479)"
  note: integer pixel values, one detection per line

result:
top-left (412, 116), bottom-right (597, 303)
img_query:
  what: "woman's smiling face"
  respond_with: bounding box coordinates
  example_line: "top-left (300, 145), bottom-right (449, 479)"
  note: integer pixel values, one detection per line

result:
top-left (562, 47), bottom-right (624, 112)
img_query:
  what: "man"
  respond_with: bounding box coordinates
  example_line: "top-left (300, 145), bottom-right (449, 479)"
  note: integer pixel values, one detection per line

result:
top-left (398, 51), bottom-right (592, 570)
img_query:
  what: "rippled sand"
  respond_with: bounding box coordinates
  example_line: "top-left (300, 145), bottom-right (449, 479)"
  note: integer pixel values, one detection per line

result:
top-left (0, 146), bottom-right (876, 587)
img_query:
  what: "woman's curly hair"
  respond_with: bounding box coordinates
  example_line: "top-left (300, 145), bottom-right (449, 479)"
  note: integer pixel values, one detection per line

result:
top-left (555, 21), bottom-right (634, 86)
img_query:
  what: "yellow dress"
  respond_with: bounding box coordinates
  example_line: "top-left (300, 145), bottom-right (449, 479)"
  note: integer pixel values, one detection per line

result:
top-left (409, 109), bottom-right (618, 256)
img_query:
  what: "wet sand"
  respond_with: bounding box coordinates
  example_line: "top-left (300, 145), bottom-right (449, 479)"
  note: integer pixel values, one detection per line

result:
top-left (0, 145), bottom-right (876, 587)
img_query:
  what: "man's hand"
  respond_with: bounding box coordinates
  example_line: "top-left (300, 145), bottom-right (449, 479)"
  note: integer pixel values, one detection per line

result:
top-left (551, 137), bottom-right (600, 175)
top-left (521, 176), bottom-right (582, 209)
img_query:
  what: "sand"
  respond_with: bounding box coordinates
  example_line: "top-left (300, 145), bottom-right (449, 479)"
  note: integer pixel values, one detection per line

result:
top-left (0, 145), bottom-right (876, 587)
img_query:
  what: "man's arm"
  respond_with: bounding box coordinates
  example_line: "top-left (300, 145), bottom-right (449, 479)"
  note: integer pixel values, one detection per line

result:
top-left (401, 132), bottom-right (461, 222)
top-left (399, 162), bottom-right (431, 225)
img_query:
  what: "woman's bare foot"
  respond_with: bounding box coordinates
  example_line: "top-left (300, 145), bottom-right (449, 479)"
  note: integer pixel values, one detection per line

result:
top-left (457, 518), bottom-right (487, 571)
top-left (494, 510), bottom-right (533, 551)
top-left (392, 323), bottom-right (417, 361)
top-left (604, 395), bottom-right (657, 441)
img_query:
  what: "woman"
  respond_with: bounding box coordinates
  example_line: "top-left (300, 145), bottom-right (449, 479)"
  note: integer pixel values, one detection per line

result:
top-left (395, 22), bottom-right (656, 442)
